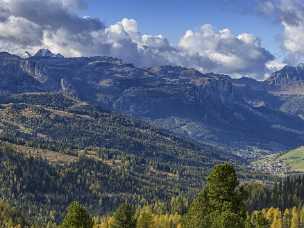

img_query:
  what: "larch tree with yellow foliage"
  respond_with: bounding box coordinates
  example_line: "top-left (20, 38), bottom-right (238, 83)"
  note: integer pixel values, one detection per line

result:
top-left (291, 207), bottom-right (300, 228)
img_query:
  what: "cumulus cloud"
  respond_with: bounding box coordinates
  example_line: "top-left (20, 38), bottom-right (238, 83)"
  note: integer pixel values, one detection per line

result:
top-left (178, 25), bottom-right (274, 77)
top-left (0, 16), bottom-right (42, 46)
top-left (266, 59), bottom-right (287, 72)
top-left (258, 0), bottom-right (304, 64)
top-left (0, 0), bottom-right (276, 78)
top-left (5, 0), bottom-right (103, 32)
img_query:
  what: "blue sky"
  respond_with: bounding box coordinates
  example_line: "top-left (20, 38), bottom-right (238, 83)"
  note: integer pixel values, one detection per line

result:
top-left (85, 0), bottom-right (283, 56)
top-left (1, 0), bottom-right (302, 78)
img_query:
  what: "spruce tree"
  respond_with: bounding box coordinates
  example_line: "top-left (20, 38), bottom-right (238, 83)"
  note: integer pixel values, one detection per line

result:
top-left (111, 204), bottom-right (136, 228)
top-left (61, 201), bottom-right (93, 228)
top-left (136, 206), bottom-right (153, 228)
top-left (183, 163), bottom-right (246, 228)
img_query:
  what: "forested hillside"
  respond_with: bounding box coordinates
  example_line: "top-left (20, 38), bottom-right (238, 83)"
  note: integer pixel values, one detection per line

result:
top-left (1, 55), bottom-right (304, 227)
top-left (0, 92), bottom-right (238, 224)
top-left (3, 163), bottom-right (304, 227)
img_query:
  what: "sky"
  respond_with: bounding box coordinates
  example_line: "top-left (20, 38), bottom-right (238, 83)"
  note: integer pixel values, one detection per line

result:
top-left (85, 0), bottom-right (282, 54)
top-left (0, 0), bottom-right (304, 79)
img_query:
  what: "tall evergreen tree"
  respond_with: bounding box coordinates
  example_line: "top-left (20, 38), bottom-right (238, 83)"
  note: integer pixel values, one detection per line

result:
top-left (136, 206), bottom-right (153, 228)
top-left (182, 190), bottom-right (210, 227)
top-left (61, 201), bottom-right (93, 228)
top-left (111, 204), bottom-right (136, 228)
top-left (183, 163), bottom-right (246, 228)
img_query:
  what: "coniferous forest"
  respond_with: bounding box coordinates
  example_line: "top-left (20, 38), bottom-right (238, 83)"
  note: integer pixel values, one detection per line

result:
top-left (0, 93), bottom-right (304, 227)
top-left (3, 162), bottom-right (304, 227)
top-left (2, 0), bottom-right (304, 227)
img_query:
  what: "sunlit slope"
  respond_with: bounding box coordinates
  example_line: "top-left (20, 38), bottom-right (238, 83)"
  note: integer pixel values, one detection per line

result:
top-left (279, 146), bottom-right (304, 172)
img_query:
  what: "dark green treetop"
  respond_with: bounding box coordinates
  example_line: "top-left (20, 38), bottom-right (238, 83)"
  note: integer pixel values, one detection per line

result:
top-left (183, 163), bottom-right (247, 228)
top-left (61, 201), bottom-right (93, 228)
top-left (111, 204), bottom-right (136, 228)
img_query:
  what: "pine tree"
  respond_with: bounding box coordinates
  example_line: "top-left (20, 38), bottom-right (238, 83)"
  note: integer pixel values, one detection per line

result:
top-left (111, 204), bottom-right (136, 228)
top-left (182, 190), bottom-right (209, 228)
top-left (170, 196), bottom-right (188, 215)
top-left (152, 201), bottom-right (166, 215)
top-left (244, 213), bottom-right (254, 228)
top-left (210, 211), bottom-right (244, 228)
top-left (61, 201), bottom-right (93, 228)
top-left (183, 163), bottom-right (246, 228)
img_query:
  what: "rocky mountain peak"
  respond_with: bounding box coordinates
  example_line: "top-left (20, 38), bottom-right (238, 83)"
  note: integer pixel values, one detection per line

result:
top-left (34, 49), bottom-right (64, 58)
top-left (265, 64), bottom-right (304, 90)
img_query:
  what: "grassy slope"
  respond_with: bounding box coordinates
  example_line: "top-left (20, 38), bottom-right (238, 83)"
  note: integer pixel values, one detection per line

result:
top-left (279, 146), bottom-right (304, 171)
top-left (252, 146), bottom-right (304, 174)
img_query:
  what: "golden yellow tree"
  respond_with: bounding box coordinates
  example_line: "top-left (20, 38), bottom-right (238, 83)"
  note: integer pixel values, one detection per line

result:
top-left (266, 207), bottom-right (276, 225)
top-left (283, 208), bottom-right (291, 228)
top-left (136, 206), bottom-right (153, 228)
top-left (299, 207), bottom-right (304, 227)
top-left (94, 216), bottom-right (114, 228)
top-left (291, 207), bottom-right (300, 228)
top-left (153, 214), bottom-right (181, 228)
top-left (271, 209), bottom-right (282, 228)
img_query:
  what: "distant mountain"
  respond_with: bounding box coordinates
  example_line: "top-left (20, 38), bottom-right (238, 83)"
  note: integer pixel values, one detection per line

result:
top-left (34, 49), bottom-right (64, 58)
top-left (266, 64), bottom-right (304, 95)
top-left (261, 64), bottom-right (304, 120)
top-left (1, 50), bottom-right (304, 158)
top-left (144, 67), bottom-right (304, 156)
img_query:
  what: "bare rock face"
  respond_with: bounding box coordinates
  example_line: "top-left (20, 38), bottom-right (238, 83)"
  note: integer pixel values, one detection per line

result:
top-left (266, 64), bottom-right (304, 95)
top-left (20, 60), bottom-right (49, 83)
top-left (1, 51), bottom-right (304, 157)
top-left (34, 49), bottom-right (64, 58)
top-left (0, 52), bottom-right (43, 93)
top-left (262, 64), bottom-right (304, 121)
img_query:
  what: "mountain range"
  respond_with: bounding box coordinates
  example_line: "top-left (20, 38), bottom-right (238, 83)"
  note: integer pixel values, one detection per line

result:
top-left (1, 49), bottom-right (304, 160)
top-left (1, 48), bottom-right (304, 220)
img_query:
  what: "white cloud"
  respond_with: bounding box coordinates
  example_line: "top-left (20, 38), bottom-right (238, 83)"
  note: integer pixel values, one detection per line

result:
top-left (266, 59), bottom-right (286, 72)
top-left (258, 0), bottom-right (304, 64)
top-left (120, 18), bottom-right (138, 33)
top-left (178, 24), bottom-right (274, 78)
top-left (0, 16), bottom-right (42, 45)
top-left (0, 0), bottom-right (276, 78)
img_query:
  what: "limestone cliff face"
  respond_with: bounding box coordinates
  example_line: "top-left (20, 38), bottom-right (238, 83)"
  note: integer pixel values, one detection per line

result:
top-left (265, 64), bottom-right (304, 94)
top-left (0, 52), bottom-right (43, 93)
top-left (20, 60), bottom-right (49, 83)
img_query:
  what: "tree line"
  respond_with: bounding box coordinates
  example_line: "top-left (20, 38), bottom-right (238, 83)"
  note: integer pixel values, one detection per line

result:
top-left (4, 163), bottom-right (304, 227)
